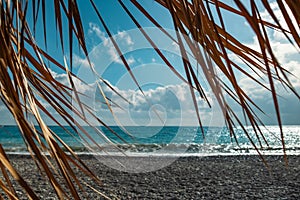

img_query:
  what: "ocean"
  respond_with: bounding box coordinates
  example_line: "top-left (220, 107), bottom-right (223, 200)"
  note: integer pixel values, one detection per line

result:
top-left (1, 125), bottom-right (300, 156)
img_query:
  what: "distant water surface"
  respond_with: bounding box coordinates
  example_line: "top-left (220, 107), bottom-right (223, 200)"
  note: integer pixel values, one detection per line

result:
top-left (0, 125), bottom-right (299, 156)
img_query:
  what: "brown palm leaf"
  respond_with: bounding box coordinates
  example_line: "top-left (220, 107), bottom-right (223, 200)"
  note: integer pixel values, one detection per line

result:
top-left (0, 0), bottom-right (299, 199)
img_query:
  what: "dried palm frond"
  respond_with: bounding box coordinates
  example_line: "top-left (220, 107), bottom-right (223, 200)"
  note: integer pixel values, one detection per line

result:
top-left (140, 0), bottom-right (300, 165)
top-left (0, 0), bottom-right (299, 199)
top-left (0, 0), bottom-right (103, 198)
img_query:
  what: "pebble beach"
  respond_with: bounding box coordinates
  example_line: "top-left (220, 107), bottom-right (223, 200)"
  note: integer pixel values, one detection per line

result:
top-left (4, 154), bottom-right (300, 199)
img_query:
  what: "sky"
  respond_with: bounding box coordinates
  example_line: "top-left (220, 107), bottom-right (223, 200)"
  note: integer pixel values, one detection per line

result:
top-left (0, 0), bottom-right (299, 126)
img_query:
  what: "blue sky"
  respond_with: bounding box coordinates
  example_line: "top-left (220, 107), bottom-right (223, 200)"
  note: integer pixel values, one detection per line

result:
top-left (0, 1), bottom-right (299, 126)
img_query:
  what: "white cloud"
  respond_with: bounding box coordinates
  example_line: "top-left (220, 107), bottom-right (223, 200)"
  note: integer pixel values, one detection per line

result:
top-left (259, 2), bottom-right (300, 41)
top-left (89, 80), bottom-right (219, 126)
top-left (228, 2), bottom-right (300, 92)
top-left (241, 8), bottom-right (300, 90)
top-left (96, 82), bottom-right (211, 112)
top-left (88, 22), bottom-right (107, 42)
top-left (49, 69), bottom-right (96, 97)
top-left (117, 30), bottom-right (134, 46)
top-left (73, 54), bottom-right (94, 68)
top-left (88, 23), bottom-right (136, 65)
top-left (50, 70), bottom-right (69, 86)
top-left (126, 56), bottom-right (135, 65)
top-left (230, 3), bottom-right (300, 125)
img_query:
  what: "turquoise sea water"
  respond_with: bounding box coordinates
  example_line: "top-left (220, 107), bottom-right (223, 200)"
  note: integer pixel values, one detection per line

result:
top-left (0, 125), bottom-right (299, 155)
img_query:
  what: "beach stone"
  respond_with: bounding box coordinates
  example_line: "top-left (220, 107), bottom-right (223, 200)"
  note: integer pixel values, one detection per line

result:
top-left (3, 154), bottom-right (300, 199)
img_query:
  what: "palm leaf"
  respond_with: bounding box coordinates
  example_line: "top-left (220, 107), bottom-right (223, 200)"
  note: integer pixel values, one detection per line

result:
top-left (0, 0), bottom-right (299, 199)
top-left (150, 0), bottom-right (299, 165)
